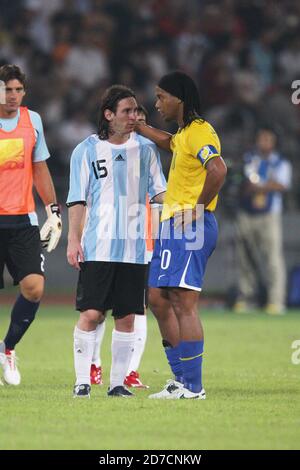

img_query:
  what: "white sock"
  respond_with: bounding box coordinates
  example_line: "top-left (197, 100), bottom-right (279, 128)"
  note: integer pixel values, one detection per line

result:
top-left (91, 321), bottom-right (106, 367)
top-left (73, 326), bottom-right (96, 385)
top-left (127, 314), bottom-right (147, 374)
top-left (110, 329), bottom-right (135, 390)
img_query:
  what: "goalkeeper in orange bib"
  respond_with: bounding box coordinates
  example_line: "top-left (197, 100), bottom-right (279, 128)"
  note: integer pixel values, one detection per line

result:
top-left (0, 64), bottom-right (62, 386)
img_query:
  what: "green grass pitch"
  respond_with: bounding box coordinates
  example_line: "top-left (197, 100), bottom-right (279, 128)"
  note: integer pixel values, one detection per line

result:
top-left (0, 305), bottom-right (300, 450)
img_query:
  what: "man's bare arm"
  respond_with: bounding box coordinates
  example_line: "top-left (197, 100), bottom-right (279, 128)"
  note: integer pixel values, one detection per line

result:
top-left (248, 181), bottom-right (287, 193)
top-left (135, 122), bottom-right (172, 152)
top-left (151, 191), bottom-right (166, 204)
top-left (33, 161), bottom-right (57, 204)
top-left (67, 204), bottom-right (86, 269)
top-left (197, 157), bottom-right (227, 208)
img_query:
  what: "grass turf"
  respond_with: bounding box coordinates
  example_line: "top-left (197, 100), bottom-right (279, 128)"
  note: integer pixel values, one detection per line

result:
top-left (0, 305), bottom-right (300, 450)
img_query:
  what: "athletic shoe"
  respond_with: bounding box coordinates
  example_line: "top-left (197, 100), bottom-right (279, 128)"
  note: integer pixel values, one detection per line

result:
top-left (107, 385), bottom-right (134, 397)
top-left (0, 342), bottom-right (6, 386)
top-left (233, 301), bottom-right (255, 314)
top-left (3, 349), bottom-right (21, 386)
top-left (265, 303), bottom-right (286, 315)
top-left (149, 380), bottom-right (206, 400)
top-left (148, 379), bottom-right (184, 399)
top-left (124, 370), bottom-right (149, 389)
top-left (90, 364), bottom-right (103, 385)
top-left (0, 341), bottom-right (5, 365)
top-left (73, 384), bottom-right (91, 398)
top-left (178, 387), bottom-right (206, 400)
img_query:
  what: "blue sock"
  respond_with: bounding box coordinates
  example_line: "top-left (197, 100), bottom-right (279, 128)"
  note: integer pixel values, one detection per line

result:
top-left (162, 340), bottom-right (183, 383)
top-left (180, 340), bottom-right (204, 393)
top-left (4, 295), bottom-right (40, 350)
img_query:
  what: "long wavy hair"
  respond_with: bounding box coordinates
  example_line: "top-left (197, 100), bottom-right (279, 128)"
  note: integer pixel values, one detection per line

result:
top-left (98, 85), bottom-right (136, 140)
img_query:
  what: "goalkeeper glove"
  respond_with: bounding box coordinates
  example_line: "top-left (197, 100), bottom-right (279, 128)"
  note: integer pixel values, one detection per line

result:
top-left (40, 203), bottom-right (62, 252)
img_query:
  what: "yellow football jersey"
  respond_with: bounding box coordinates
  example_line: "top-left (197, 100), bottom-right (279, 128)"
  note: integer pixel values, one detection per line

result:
top-left (161, 119), bottom-right (221, 221)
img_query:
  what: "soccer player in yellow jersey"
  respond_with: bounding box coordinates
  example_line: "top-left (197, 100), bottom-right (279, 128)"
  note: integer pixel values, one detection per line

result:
top-left (136, 71), bottom-right (227, 399)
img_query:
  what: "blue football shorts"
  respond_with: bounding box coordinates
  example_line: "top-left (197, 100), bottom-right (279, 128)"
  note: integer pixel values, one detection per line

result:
top-left (149, 211), bottom-right (218, 291)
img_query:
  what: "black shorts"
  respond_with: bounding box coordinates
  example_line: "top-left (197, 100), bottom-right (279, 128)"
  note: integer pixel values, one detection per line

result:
top-left (76, 261), bottom-right (147, 317)
top-left (144, 262), bottom-right (150, 308)
top-left (0, 226), bottom-right (45, 289)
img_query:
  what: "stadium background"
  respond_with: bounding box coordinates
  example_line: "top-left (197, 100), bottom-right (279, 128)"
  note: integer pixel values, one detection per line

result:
top-left (2, 0), bottom-right (300, 302)
top-left (1, 0), bottom-right (300, 302)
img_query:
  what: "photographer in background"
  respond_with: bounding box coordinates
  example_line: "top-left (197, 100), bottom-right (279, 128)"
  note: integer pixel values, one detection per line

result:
top-left (234, 127), bottom-right (292, 315)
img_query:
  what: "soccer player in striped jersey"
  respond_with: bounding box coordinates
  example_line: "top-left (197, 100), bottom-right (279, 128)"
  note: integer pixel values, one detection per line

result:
top-left (67, 85), bottom-right (166, 398)
top-left (90, 105), bottom-right (156, 389)
top-left (136, 71), bottom-right (227, 399)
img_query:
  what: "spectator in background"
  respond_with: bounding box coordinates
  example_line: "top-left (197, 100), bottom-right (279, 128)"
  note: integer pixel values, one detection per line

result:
top-left (63, 29), bottom-right (109, 89)
top-left (278, 34), bottom-right (300, 86)
top-left (57, 107), bottom-right (95, 166)
top-left (234, 127), bottom-right (292, 315)
top-left (175, 17), bottom-right (209, 79)
top-left (249, 29), bottom-right (275, 92)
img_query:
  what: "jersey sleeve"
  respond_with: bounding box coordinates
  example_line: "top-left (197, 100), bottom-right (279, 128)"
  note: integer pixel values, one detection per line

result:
top-left (275, 160), bottom-right (292, 189)
top-left (66, 142), bottom-right (90, 205)
top-left (29, 111), bottom-right (50, 162)
top-left (148, 144), bottom-right (167, 201)
top-left (170, 135), bottom-right (175, 152)
top-left (187, 122), bottom-right (221, 168)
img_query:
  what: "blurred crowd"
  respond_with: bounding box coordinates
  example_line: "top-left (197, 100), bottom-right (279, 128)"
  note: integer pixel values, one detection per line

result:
top-left (1, 0), bottom-right (300, 207)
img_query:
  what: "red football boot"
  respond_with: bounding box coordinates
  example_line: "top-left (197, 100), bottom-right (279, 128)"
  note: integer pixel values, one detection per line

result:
top-left (124, 371), bottom-right (149, 389)
top-left (90, 364), bottom-right (103, 385)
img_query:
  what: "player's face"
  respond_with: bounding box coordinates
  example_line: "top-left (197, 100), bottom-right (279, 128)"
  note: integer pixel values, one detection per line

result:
top-left (109, 97), bottom-right (138, 135)
top-left (136, 112), bottom-right (146, 124)
top-left (1, 79), bottom-right (25, 115)
top-left (256, 130), bottom-right (276, 154)
top-left (155, 86), bottom-right (180, 122)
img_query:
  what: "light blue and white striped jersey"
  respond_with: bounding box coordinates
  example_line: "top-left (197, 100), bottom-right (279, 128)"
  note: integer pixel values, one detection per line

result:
top-left (67, 132), bottom-right (166, 264)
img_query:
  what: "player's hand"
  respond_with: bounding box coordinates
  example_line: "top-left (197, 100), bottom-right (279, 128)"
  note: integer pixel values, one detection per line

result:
top-left (134, 120), bottom-right (146, 133)
top-left (40, 203), bottom-right (62, 252)
top-left (67, 239), bottom-right (84, 270)
top-left (173, 207), bottom-right (201, 230)
top-left (174, 209), bottom-right (196, 230)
